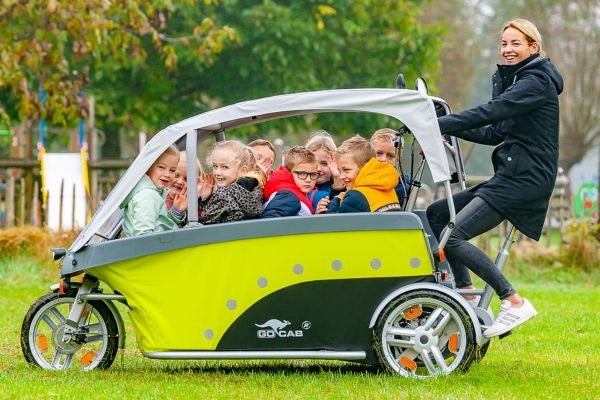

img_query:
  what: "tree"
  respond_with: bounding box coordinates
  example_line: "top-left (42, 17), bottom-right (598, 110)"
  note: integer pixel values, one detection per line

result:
top-left (196, 0), bottom-right (443, 138)
top-left (0, 0), bottom-right (235, 128)
top-left (1, 1), bottom-right (444, 152)
top-left (479, 0), bottom-right (600, 173)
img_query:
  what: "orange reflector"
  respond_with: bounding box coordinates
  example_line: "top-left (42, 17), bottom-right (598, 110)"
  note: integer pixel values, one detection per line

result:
top-left (438, 248), bottom-right (446, 262)
top-left (80, 351), bottom-right (95, 366)
top-left (58, 279), bottom-right (65, 295)
top-left (37, 334), bottom-right (48, 352)
top-left (404, 305), bottom-right (423, 320)
top-left (400, 356), bottom-right (417, 371)
top-left (448, 333), bottom-right (459, 353)
top-left (81, 309), bottom-right (88, 318)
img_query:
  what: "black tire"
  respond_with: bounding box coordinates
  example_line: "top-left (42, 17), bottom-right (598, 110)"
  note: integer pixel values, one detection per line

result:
top-left (373, 289), bottom-right (477, 378)
top-left (474, 340), bottom-right (491, 362)
top-left (20, 290), bottom-right (119, 370)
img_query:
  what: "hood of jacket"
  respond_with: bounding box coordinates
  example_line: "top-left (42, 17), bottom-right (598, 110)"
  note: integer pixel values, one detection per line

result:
top-left (353, 158), bottom-right (399, 191)
top-left (263, 166), bottom-right (314, 213)
top-left (498, 54), bottom-right (564, 95)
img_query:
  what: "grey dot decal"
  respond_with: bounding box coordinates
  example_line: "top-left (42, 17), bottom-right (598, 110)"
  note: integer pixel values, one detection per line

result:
top-left (410, 257), bottom-right (421, 268)
top-left (204, 329), bottom-right (214, 340)
top-left (370, 258), bottom-right (382, 269)
top-left (257, 277), bottom-right (268, 288)
top-left (293, 264), bottom-right (304, 274)
top-left (226, 299), bottom-right (237, 310)
top-left (331, 260), bottom-right (342, 271)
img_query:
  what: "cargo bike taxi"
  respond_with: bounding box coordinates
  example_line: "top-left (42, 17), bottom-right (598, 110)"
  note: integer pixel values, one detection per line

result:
top-left (21, 78), bottom-right (517, 378)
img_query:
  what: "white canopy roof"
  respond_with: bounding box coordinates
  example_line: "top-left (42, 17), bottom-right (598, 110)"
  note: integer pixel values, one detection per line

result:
top-left (70, 88), bottom-right (449, 252)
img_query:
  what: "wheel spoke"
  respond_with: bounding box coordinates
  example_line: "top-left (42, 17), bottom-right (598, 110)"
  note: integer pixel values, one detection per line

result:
top-left (386, 337), bottom-right (415, 347)
top-left (430, 345), bottom-right (450, 373)
top-left (400, 348), bottom-right (419, 361)
top-left (388, 326), bottom-right (416, 337)
top-left (84, 334), bottom-right (105, 343)
top-left (50, 307), bottom-right (66, 324)
top-left (420, 349), bottom-right (438, 376)
top-left (84, 323), bottom-right (103, 333)
top-left (41, 315), bottom-right (58, 331)
top-left (51, 351), bottom-right (74, 370)
top-left (432, 311), bottom-right (452, 336)
top-left (423, 307), bottom-right (443, 330)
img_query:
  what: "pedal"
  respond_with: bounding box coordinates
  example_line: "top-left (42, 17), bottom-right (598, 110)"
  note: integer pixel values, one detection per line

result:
top-left (499, 330), bottom-right (513, 339)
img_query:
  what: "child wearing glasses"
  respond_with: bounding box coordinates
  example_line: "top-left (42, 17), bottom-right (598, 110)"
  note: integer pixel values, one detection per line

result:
top-left (120, 145), bottom-right (187, 237)
top-left (262, 146), bottom-right (319, 218)
top-left (197, 140), bottom-right (265, 224)
top-left (317, 135), bottom-right (401, 214)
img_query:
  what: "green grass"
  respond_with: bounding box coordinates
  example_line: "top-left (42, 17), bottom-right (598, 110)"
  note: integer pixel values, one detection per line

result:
top-left (1, 256), bottom-right (598, 399)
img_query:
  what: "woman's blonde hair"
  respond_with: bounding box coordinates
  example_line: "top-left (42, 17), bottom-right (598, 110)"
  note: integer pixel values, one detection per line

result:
top-left (502, 18), bottom-right (545, 57)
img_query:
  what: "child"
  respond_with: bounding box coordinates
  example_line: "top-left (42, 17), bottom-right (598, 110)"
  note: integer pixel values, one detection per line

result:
top-left (198, 140), bottom-right (264, 224)
top-left (165, 150), bottom-right (206, 220)
top-left (319, 135), bottom-right (401, 213)
top-left (120, 145), bottom-right (187, 237)
top-left (262, 146), bottom-right (318, 218)
top-left (248, 138), bottom-right (275, 177)
top-left (305, 130), bottom-right (345, 208)
top-left (370, 128), bottom-right (410, 206)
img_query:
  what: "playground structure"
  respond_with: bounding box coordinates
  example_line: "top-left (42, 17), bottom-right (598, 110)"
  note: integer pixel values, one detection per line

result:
top-left (0, 95), bottom-right (130, 229)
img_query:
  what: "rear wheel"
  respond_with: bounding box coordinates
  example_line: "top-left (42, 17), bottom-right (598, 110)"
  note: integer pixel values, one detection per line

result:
top-left (373, 289), bottom-right (477, 378)
top-left (20, 290), bottom-right (118, 370)
top-left (475, 339), bottom-right (491, 362)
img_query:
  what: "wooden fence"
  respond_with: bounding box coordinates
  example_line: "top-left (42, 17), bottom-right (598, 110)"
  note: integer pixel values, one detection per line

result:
top-left (1, 164), bottom-right (572, 243)
top-left (0, 160), bottom-right (128, 229)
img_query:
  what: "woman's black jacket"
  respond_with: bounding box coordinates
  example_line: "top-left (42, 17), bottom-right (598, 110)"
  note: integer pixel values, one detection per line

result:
top-left (437, 54), bottom-right (564, 240)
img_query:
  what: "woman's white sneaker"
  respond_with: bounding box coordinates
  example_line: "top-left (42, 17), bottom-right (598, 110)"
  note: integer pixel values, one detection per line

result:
top-left (466, 295), bottom-right (481, 308)
top-left (483, 298), bottom-right (537, 338)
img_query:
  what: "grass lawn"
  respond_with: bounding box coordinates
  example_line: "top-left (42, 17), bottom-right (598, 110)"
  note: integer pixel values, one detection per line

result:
top-left (0, 256), bottom-right (598, 399)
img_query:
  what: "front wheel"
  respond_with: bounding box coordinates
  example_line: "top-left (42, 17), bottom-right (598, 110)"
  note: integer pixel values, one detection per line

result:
top-left (20, 290), bottom-right (119, 370)
top-left (373, 289), bottom-right (477, 378)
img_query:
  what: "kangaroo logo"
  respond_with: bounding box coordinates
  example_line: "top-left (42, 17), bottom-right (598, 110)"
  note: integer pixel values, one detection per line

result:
top-left (254, 319), bottom-right (291, 332)
top-left (255, 319), bottom-right (305, 339)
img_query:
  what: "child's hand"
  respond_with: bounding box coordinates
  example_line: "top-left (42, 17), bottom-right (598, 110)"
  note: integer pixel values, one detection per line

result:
top-left (315, 197), bottom-right (330, 214)
top-left (326, 151), bottom-right (341, 179)
top-left (173, 183), bottom-right (188, 211)
top-left (198, 174), bottom-right (214, 201)
top-left (258, 157), bottom-right (274, 176)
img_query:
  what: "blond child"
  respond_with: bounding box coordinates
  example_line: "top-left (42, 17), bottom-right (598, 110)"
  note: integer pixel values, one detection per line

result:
top-left (305, 130), bottom-right (345, 208)
top-left (370, 128), bottom-right (410, 205)
top-left (198, 140), bottom-right (264, 224)
top-left (318, 135), bottom-right (401, 213)
top-left (165, 150), bottom-right (207, 220)
top-left (120, 145), bottom-right (187, 237)
top-left (262, 146), bottom-right (319, 218)
top-left (248, 138), bottom-right (276, 177)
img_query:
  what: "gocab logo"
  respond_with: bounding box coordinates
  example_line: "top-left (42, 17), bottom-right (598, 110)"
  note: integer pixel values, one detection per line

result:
top-left (254, 319), bottom-right (311, 339)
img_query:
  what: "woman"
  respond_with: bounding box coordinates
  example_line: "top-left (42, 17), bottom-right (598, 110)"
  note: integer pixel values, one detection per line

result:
top-left (426, 18), bottom-right (563, 338)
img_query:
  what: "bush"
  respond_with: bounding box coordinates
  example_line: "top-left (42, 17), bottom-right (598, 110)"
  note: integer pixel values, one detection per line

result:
top-left (510, 219), bottom-right (599, 270)
top-left (561, 218), bottom-right (600, 270)
top-left (0, 227), bottom-right (79, 261)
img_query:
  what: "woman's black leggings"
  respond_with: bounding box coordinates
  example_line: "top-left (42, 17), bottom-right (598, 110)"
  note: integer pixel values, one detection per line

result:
top-left (426, 190), bottom-right (516, 299)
